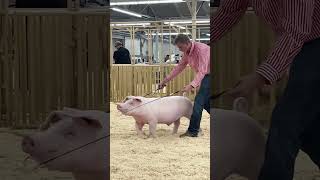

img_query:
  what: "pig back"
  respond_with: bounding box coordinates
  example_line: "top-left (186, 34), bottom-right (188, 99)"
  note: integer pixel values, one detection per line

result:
top-left (147, 96), bottom-right (193, 119)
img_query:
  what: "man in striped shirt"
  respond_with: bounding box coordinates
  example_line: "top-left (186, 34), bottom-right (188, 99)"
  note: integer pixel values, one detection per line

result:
top-left (211, 0), bottom-right (320, 179)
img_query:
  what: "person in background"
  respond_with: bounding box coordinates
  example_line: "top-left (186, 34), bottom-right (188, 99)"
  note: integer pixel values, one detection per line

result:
top-left (113, 41), bottom-right (131, 64)
top-left (159, 34), bottom-right (210, 137)
top-left (211, 0), bottom-right (320, 179)
top-left (164, 55), bottom-right (170, 63)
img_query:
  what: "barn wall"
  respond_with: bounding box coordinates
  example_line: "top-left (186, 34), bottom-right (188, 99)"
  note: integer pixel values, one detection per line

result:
top-left (0, 9), bottom-right (110, 128)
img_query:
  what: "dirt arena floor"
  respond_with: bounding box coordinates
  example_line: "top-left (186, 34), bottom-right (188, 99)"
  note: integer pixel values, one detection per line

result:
top-left (110, 103), bottom-right (210, 180)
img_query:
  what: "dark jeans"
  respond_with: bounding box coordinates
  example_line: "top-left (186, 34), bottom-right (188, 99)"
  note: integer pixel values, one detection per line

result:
top-left (258, 38), bottom-right (320, 180)
top-left (188, 74), bottom-right (211, 134)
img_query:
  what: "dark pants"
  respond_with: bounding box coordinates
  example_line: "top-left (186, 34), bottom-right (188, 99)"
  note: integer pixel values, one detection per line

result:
top-left (258, 38), bottom-right (320, 180)
top-left (188, 74), bottom-right (211, 134)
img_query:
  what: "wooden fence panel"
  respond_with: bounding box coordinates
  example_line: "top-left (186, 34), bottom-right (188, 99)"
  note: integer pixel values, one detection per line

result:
top-left (110, 65), bottom-right (196, 103)
top-left (0, 9), bottom-right (109, 128)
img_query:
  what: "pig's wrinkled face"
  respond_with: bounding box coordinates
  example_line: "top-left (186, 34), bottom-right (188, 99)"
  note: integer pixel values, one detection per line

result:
top-left (116, 96), bottom-right (143, 116)
top-left (22, 110), bottom-right (106, 172)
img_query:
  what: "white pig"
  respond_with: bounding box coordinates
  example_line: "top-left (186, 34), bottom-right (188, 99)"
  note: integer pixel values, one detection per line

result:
top-left (21, 107), bottom-right (109, 180)
top-left (212, 97), bottom-right (266, 180)
top-left (116, 95), bottom-right (193, 138)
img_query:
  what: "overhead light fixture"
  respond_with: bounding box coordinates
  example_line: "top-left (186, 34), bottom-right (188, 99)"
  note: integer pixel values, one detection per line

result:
top-left (111, 0), bottom-right (185, 6)
top-left (147, 32), bottom-right (190, 36)
top-left (111, 7), bottom-right (144, 18)
top-left (176, 25), bottom-right (186, 29)
top-left (166, 23), bottom-right (186, 29)
top-left (164, 20), bottom-right (210, 25)
top-left (206, 33), bottom-right (210, 36)
top-left (111, 23), bottom-right (151, 26)
top-left (191, 38), bottom-right (210, 41)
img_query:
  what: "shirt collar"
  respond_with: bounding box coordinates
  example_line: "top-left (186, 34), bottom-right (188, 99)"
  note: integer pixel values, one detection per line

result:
top-left (187, 42), bottom-right (195, 56)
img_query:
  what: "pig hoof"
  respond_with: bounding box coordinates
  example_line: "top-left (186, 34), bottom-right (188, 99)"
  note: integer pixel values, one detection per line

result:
top-left (148, 134), bottom-right (157, 138)
top-left (138, 135), bottom-right (146, 139)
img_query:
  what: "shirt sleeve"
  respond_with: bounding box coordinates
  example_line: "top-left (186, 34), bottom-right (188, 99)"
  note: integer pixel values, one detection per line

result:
top-left (256, 0), bottom-right (314, 84)
top-left (163, 56), bottom-right (188, 83)
top-left (113, 51), bottom-right (118, 61)
top-left (210, 0), bottom-right (249, 45)
top-left (190, 48), bottom-right (210, 88)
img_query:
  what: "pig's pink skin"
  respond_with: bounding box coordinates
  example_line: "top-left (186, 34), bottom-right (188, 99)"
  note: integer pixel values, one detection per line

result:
top-left (117, 96), bottom-right (193, 137)
top-left (22, 107), bottom-right (109, 180)
top-left (211, 97), bottom-right (266, 180)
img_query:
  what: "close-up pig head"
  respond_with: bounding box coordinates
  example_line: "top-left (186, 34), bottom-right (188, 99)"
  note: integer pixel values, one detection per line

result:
top-left (116, 96), bottom-right (145, 116)
top-left (21, 107), bottom-right (109, 173)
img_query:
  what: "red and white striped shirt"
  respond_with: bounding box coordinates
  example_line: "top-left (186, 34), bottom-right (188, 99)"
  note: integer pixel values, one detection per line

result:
top-left (163, 42), bottom-right (210, 88)
top-left (211, 0), bottom-right (320, 84)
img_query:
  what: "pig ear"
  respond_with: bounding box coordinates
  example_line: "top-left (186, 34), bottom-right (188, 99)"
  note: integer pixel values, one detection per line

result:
top-left (123, 96), bottom-right (131, 102)
top-left (73, 117), bottom-right (102, 129)
top-left (40, 111), bottom-right (63, 130)
top-left (63, 107), bottom-right (81, 112)
top-left (133, 97), bottom-right (142, 102)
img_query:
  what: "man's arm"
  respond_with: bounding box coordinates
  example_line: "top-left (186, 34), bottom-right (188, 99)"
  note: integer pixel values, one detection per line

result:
top-left (256, 0), bottom-right (314, 84)
top-left (127, 50), bottom-right (132, 64)
top-left (189, 47), bottom-right (210, 88)
top-left (210, 0), bottom-right (249, 44)
top-left (113, 51), bottom-right (118, 63)
top-left (162, 56), bottom-right (188, 83)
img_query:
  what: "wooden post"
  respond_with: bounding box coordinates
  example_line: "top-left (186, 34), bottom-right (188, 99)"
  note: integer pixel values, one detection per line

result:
top-left (0, 1), bottom-right (9, 126)
top-left (110, 26), bottom-right (113, 65)
top-left (186, 0), bottom-right (198, 41)
top-left (129, 27), bottom-right (134, 65)
top-left (67, 0), bottom-right (73, 9)
top-left (147, 29), bottom-right (152, 64)
top-left (160, 22), bottom-right (164, 64)
top-left (74, 0), bottom-right (80, 11)
top-left (133, 27), bottom-right (136, 64)
top-left (169, 23), bottom-right (172, 65)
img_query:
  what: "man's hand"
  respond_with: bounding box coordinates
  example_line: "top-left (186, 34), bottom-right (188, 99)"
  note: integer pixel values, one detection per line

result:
top-left (158, 81), bottom-right (167, 90)
top-left (182, 84), bottom-right (194, 93)
top-left (227, 73), bottom-right (267, 98)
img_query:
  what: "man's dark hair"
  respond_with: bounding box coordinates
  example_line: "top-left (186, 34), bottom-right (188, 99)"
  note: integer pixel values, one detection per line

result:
top-left (174, 34), bottom-right (191, 45)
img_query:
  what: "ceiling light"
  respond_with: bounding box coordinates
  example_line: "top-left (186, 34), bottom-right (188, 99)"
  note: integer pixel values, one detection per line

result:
top-left (111, 7), bottom-right (143, 18)
top-left (111, 0), bottom-right (185, 6)
top-left (111, 23), bottom-right (151, 26)
top-left (147, 32), bottom-right (190, 36)
top-left (176, 25), bottom-right (186, 29)
top-left (164, 20), bottom-right (210, 25)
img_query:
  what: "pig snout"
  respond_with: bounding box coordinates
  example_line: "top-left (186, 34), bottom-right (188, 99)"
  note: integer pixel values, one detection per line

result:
top-left (22, 136), bottom-right (36, 154)
top-left (116, 103), bottom-right (123, 110)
